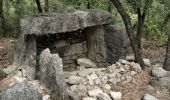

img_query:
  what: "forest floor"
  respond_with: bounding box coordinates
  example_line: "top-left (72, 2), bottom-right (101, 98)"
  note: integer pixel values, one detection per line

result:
top-left (0, 37), bottom-right (169, 100)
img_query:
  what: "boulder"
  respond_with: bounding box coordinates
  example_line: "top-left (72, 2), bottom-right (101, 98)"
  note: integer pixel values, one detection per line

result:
top-left (143, 94), bottom-right (158, 100)
top-left (77, 58), bottom-right (97, 68)
top-left (0, 82), bottom-right (42, 100)
top-left (150, 72), bottom-right (170, 87)
top-left (152, 66), bottom-right (167, 77)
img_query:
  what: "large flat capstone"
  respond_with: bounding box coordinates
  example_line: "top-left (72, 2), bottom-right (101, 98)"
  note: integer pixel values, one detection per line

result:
top-left (20, 9), bottom-right (112, 35)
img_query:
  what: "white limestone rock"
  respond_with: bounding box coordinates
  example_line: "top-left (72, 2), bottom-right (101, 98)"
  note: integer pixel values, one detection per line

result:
top-left (143, 58), bottom-right (151, 67)
top-left (97, 93), bottom-right (112, 100)
top-left (110, 91), bottom-right (122, 100)
top-left (83, 97), bottom-right (97, 100)
top-left (143, 94), bottom-right (158, 100)
top-left (126, 55), bottom-right (135, 61)
top-left (130, 62), bottom-right (142, 72)
top-left (130, 71), bottom-right (137, 76)
top-left (43, 95), bottom-right (50, 100)
top-left (88, 89), bottom-right (104, 97)
top-left (77, 58), bottom-right (97, 68)
top-left (119, 59), bottom-right (127, 65)
top-left (101, 84), bottom-right (111, 93)
top-left (67, 76), bottom-right (83, 85)
top-left (152, 66), bottom-right (167, 78)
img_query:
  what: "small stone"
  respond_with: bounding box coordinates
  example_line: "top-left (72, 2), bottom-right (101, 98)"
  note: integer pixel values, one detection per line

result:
top-left (43, 95), bottom-right (50, 100)
top-left (131, 71), bottom-right (137, 76)
top-left (108, 77), bottom-right (117, 85)
top-left (126, 55), bottom-right (135, 61)
top-left (87, 72), bottom-right (100, 85)
top-left (152, 66), bottom-right (167, 77)
top-left (143, 94), bottom-right (158, 100)
top-left (88, 89), bottom-right (103, 97)
top-left (110, 91), bottom-right (122, 100)
top-left (77, 58), bottom-right (97, 68)
top-left (16, 71), bottom-right (22, 77)
top-left (101, 84), bottom-right (111, 93)
top-left (119, 59), bottom-right (127, 65)
top-left (119, 67), bottom-right (126, 74)
top-left (143, 58), bottom-right (151, 67)
top-left (130, 62), bottom-right (141, 72)
top-left (115, 62), bottom-right (121, 67)
top-left (83, 97), bottom-right (97, 100)
top-left (3, 67), bottom-right (14, 74)
top-left (101, 75), bottom-right (108, 84)
top-left (67, 76), bottom-right (83, 85)
top-left (78, 68), bottom-right (93, 77)
top-left (125, 75), bottom-right (132, 83)
top-left (107, 65), bottom-right (116, 73)
top-left (77, 84), bottom-right (87, 93)
top-left (97, 93), bottom-right (112, 100)
top-left (107, 73), bottom-right (116, 79)
top-left (147, 85), bottom-right (154, 91)
top-left (14, 76), bottom-right (27, 83)
top-left (69, 85), bottom-right (77, 92)
top-left (95, 70), bottom-right (105, 76)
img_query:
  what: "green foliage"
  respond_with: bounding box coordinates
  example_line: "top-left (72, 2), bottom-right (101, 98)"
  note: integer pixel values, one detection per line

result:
top-left (144, 0), bottom-right (169, 44)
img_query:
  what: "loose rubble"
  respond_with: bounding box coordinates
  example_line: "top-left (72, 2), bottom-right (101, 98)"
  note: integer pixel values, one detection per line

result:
top-left (1, 54), bottom-right (153, 100)
top-left (65, 58), bottom-right (145, 99)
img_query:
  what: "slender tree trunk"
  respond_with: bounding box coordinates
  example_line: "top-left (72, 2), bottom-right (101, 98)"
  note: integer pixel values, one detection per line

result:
top-left (110, 0), bottom-right (145, 68)
top-left (87, 0), bottom-right (91, 9)
top-left (164, 33), bottom-right (170, 71)
top-left (136, 8), bottom-right (145, 49)
top-left (35, 0), bottom-right (42, 13)
top-left (0, 0), bottom-right (5, 36)
top-left (45, 0), bottom-right (49, 12)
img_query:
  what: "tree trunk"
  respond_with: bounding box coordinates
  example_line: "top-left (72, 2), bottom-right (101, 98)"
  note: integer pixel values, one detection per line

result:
top-left (164, 33), bottom-right (170, 71)
top-left (0, 0), bottom-right (5, 36)
top-left (87, 0), bottom-right (91, 9)
top-left (45, 0), bottom-right (49, 12)
top-left (110, 0), bottom-right (145, 68)
top-left (35, 0), bottom-right (42, 13)
top-left (136, 8), bottom-right (145, 49)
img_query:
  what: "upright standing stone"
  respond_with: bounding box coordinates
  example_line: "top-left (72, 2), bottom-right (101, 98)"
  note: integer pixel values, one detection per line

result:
top-left (13, 34), bottom-right (36, 80)
top-left (39, 48), bottom-right (74, 100)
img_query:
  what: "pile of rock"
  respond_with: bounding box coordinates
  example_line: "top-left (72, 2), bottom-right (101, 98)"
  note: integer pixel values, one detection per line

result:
top-left (64, 57), bottom-right (151, 99)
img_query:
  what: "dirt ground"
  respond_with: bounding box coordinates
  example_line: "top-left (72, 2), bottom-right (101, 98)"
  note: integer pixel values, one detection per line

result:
top-left (0, 37), bottom-right (169, 100)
